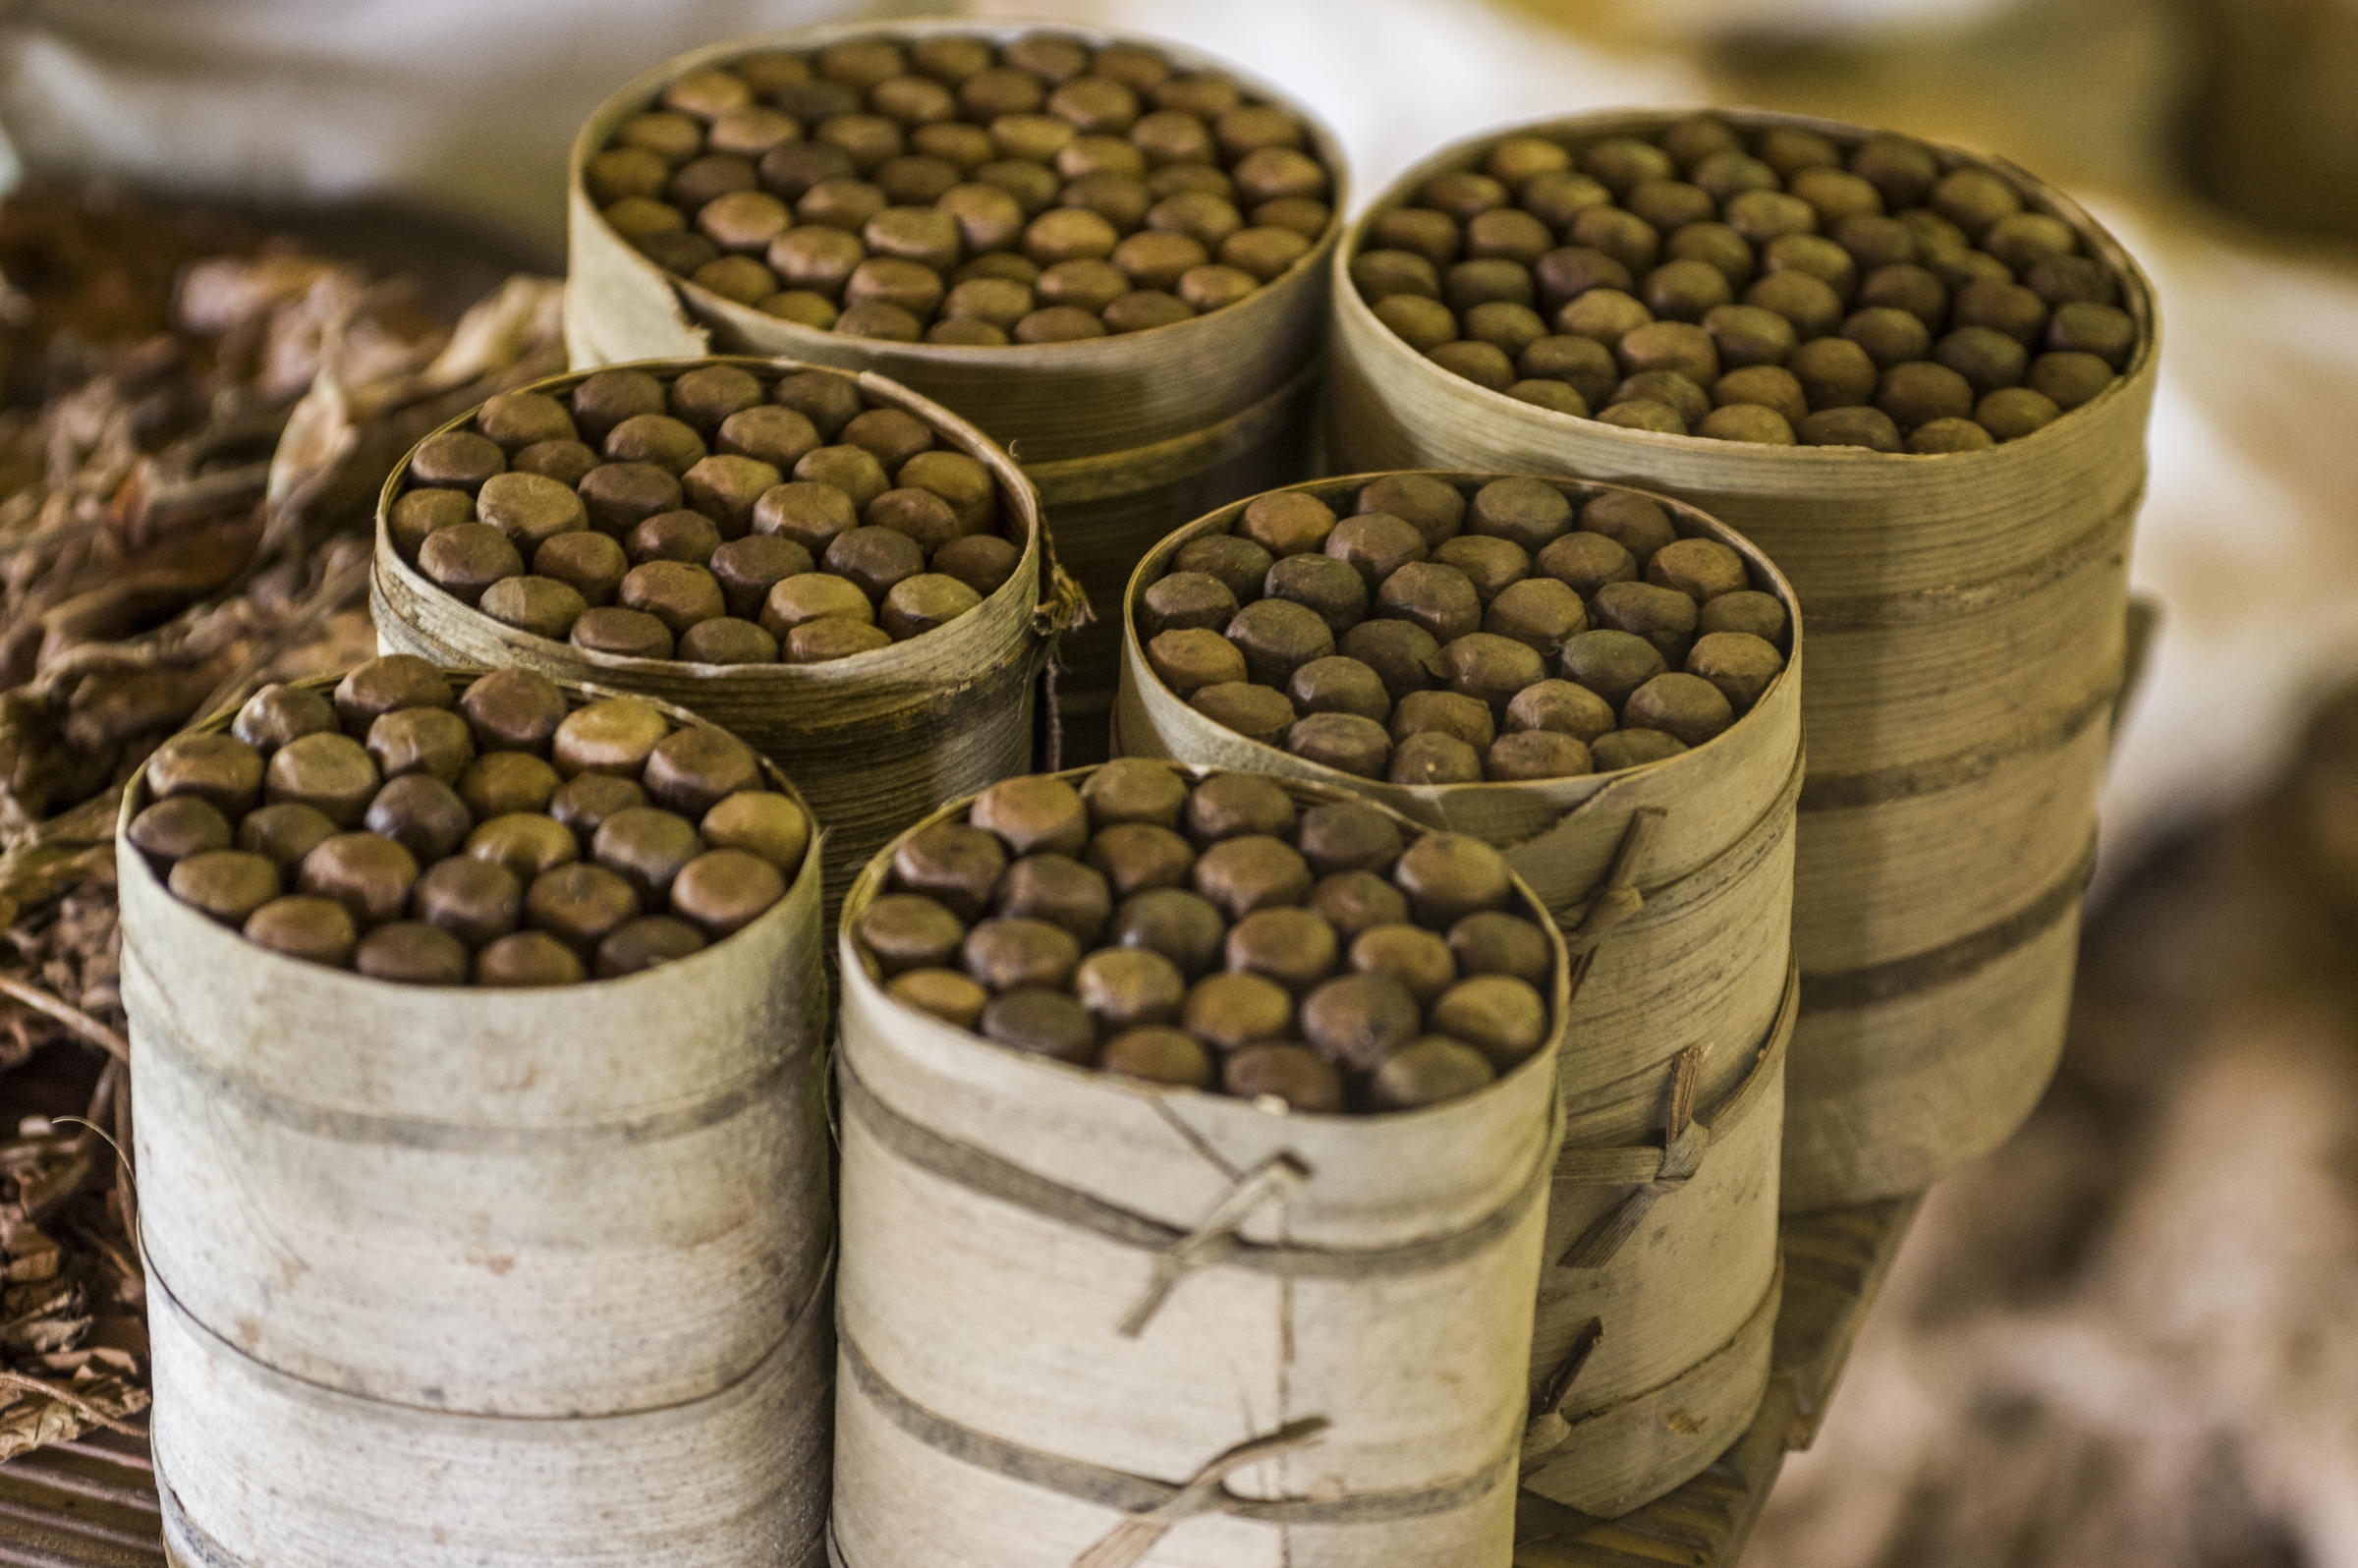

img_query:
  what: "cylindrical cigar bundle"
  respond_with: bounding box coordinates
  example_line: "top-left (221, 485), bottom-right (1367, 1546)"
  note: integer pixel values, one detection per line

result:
top-left (564, 25), bottom-right (1354, 759)
top-left (1327, 109), bottom-right (2159, 1215)
top-left (383, 361), bottom-right (1043, 669)
top-left (568, 23), bottom-right (1345, 424)
top-left (132, 659), bottom-right (809, 985)
top-left (374, 357), bottom-right (1082, 924)
top-left (834, 760), bottom-right (1565, 1567)
top-left (123, 666), bottom-right (833, 1568)
top-left (1125, 472), bottom-right (1789, 788)
top-left (582, 30), bottom-right (1337, 352)
top-left (1115, 470), bottom-right (1804, 1517)
top-left (1344, 112), bottom-right (2141, 453)
top-left (854, 762), bottom-right (1562, 1112)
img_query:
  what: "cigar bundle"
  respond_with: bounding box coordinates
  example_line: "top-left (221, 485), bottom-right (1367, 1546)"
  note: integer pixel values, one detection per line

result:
top-left (389, 363), bottom-right (1021, 665)
top-left (589, 32), bottom-right (1336, 347)
top-left (851, 761), bottom-right (1560, 1115)
top-left (1138, 475), bottom-right (1790, 784)
top-left (832, 764), bottom-right (1560, 1568)
top-left (1351, 114), bottom-right (2139, 451)
top-left (129, 657), bottom-right (807, 986)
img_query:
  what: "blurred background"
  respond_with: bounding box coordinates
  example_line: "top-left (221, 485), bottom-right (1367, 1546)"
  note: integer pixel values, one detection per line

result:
top-left (0, 0), bottom-right (2354, 1562)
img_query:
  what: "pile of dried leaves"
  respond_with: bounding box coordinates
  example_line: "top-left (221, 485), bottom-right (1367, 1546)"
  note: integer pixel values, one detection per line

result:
top-left (0, 181), bottom-right (563, 1459)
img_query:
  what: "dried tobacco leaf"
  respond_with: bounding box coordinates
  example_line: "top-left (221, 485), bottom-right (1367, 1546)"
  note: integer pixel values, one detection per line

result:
top-left (0, 182), bottom-right (561, 1467)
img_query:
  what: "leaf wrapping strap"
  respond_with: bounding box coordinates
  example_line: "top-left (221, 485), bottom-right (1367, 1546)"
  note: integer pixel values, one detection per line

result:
top-left (836, 1324), bottom-right (1519, 1557)
top-left (835, 1054), bottom-right (1557, 1311)
top-left (1554, 807), bottom-right (1664, 960)
top-left (1116, 1152), bottom-right (1309, 1338)
top-left (1518, 1316), bottom-right (1604, 1474)
top-left (1551, 961), bottom-right (1798, 1272)
top-left (1070, 1416), bottom-right (1331, 1568)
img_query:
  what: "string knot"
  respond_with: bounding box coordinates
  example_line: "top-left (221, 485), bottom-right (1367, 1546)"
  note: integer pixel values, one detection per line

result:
top-left (1072, 1417), bottom-right (1331, 1568)
top-left (1563, 882), bottom-right (1645, 952)
top-left (1553, 807), bottom-right (1664, 956)
top-left (1117, 1152), bottom-right (1310, 1337)
top-left (1646, 1120), bottom-right (1712, 1197)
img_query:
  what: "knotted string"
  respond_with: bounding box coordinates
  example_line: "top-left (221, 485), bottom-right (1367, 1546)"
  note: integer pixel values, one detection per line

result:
top-left (1519, 1316), bottom-right (1605, 1473)
top-left (1117, 1152), bottom-right (1310, 1337)
top-left (1071, 1417), bottom-right (1331, 1568)
top-left (1556, 808), bottom-right (1666, 1018)
top-left (1558, 1047), bottom-right (1709, 1269)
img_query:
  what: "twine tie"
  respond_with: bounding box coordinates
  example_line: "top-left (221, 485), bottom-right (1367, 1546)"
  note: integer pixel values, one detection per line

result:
top-left (1557, 808), bottom-right (1663, 959)
top-left (1520, 1317), bottom-right (1605, 1474)
top-left (1558, 1046), bottom-right (1710, 1269)
top-left (1071, 1417), bottom-right (1331, 1568)
top-left (1117, 1152), bottom-right (1309, 1337)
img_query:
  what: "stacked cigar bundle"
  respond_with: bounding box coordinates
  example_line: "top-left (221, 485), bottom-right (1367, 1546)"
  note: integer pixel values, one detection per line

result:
top-left (854, 762), bottom-right (1553, 1113)
top-left (1140, 476), bottom-right (1789, 782)
top-left (125, 657), bottom-right (809, 986)
top-left (1351, 114), bottom-right (2137, 450)
top-left (590, 32), bottom-right (1335, 344)
top-left (390, 364), bottom-right (1016, 664)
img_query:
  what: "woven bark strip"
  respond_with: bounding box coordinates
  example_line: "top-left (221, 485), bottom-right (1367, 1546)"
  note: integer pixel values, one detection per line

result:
top-left (561, 22), bottom-right (1347, 737)
top-left (369, 357), bottom-right (1078, 922)
top-left (1109, 474), bottom-right (1800, 1514)
top-left (125, 671), bottom-right (833, 1568)
top-left (1324, 110), bottom-right (2159, 1210)
top-left (832, 766), bottom-right (1566, 1568)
